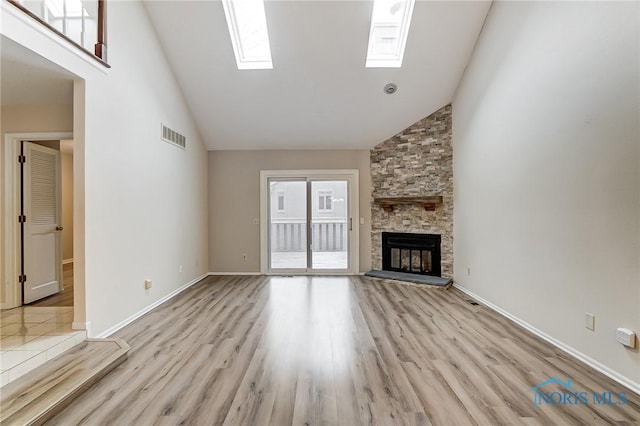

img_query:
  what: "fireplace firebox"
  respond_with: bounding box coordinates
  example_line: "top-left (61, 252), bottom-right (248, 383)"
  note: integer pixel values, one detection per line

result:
top-left (382, 232), bottom-right (441, 277)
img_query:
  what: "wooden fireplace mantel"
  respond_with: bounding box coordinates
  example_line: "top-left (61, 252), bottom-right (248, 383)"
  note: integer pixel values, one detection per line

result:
top-left (374, 196), bottom-right (443, 212)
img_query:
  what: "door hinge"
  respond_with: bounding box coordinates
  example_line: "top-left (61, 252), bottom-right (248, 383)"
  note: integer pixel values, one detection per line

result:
top-left (18, 215), bottom-right (26, 223)
top-left (18, 154), bottom-right (26, 163)
top-left (18, 275), bottom-right (27, 283)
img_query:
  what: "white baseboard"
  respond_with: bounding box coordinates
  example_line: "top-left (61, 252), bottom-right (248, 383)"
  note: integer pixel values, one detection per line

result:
top-left (208, 272), bottom-right (262, 276)
top-left (63, 258), bottom-right (74, 265)
top-left (209, 272), bottom-right (364, 276)
top-left (453, 283), bottom-right (640, 395)
top-left (94, 273), bottom-right (209, 338)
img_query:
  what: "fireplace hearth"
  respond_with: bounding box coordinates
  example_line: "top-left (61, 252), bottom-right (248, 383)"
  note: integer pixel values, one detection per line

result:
top-left (382, 232), bottom-right (441, 277)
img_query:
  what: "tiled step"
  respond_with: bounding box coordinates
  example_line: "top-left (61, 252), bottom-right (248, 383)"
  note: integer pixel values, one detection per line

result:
top-left (0, 338), bottom-right (129, 426)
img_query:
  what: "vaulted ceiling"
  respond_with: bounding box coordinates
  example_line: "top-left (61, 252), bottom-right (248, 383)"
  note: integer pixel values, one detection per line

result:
top-left (144, 1), bottom-right (491, 150)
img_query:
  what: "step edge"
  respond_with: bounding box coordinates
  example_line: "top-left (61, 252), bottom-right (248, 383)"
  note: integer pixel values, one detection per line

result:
top-left (1, 341), bottom-right (129, 426)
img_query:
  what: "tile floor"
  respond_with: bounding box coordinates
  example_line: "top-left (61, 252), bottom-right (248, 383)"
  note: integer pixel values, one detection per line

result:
top-left (0, 306), bottom-right (86, 387)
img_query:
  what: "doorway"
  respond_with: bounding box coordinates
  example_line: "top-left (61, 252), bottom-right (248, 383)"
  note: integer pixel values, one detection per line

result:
top-left (2, 132), bottom-right (74, 310)
top-left (260, 170), bottom-right (359, 274)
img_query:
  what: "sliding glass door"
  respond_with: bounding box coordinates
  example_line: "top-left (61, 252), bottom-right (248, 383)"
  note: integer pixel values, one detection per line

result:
top-left (310, 180), bottom-right (348, 270)
top-left (268, 179), bottom-right (307, 270)
top-left (265, 172), bottom-right (357, 274)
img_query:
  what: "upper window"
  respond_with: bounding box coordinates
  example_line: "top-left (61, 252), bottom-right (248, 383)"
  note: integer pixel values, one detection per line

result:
top-left (365, 0), bottom-right (416, 68)
top-left (221, 0), bottom-right (273, 70)
top-left (277, 192), bottom-right (285, 211)
top-left (45, 0), bottom-right (86, 18)
top-left (318, 191), bottom-right (333, 211)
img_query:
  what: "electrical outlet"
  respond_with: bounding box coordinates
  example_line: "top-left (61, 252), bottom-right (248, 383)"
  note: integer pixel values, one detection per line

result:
top-left (616, 328), bottom-right (636, 348)
top-left (241, 254), bottom-right (248, 261)
top-left (467, 267), bottom-right (471, 276)
top-left (179, 265), bottom-right (183, 273)
top-left (585, 313), bottom-right (595, 331)
top-left (144, 279), bottom-right (152, 290)
top-left (360, 217), bottom-right (365, 225)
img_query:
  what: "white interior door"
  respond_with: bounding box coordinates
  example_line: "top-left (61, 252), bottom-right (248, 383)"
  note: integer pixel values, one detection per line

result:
top-left (22, 142), bottom-right (62, 304)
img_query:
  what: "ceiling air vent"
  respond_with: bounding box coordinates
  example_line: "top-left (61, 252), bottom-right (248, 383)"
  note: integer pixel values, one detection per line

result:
top-left (161, 124), bottom-right (186, 149)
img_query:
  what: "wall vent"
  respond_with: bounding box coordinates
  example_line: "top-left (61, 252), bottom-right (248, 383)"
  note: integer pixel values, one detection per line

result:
top-left (161, 124), bottom-right (186, 149)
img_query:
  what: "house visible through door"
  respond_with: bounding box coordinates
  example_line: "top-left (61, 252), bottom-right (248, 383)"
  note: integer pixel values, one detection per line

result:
top-left (21, 141), bottom-right (63, 304)
top-left (266, 172), bottom-right (357, 273)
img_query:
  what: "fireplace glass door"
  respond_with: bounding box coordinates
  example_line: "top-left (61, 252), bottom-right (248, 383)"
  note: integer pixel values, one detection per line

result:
top-left (382, 232), bottom-right (441, 276)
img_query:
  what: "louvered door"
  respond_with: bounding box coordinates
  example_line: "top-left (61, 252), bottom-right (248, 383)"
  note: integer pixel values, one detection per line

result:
top-left (23, 143), bottom-right (62, 304)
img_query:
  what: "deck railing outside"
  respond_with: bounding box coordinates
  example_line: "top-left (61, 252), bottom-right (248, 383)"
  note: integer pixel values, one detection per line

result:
top-left (271, 220), bottom-right (347, 252)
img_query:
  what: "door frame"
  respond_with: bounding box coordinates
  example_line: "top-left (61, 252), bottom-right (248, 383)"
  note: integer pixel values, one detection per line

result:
top-left (2, 132), bottom-right (72, 309)
top-left (259, 169), bottom-right (359, 275)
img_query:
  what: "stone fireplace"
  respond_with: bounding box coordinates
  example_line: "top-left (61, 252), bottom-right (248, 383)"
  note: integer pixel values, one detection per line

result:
top-left (370, 104), bottom-right (453, 278)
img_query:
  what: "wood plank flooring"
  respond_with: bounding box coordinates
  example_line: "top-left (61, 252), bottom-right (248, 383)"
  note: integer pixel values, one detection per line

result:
top-left (1, 339), bottom-right (129, 425)
top-left (46, 276), bottom-right (640, 425)
top-left (30, 264), bottom-right (74, 308)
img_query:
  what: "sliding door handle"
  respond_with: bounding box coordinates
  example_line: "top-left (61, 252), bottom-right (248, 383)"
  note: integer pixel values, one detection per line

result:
top-left (349, 218), bottom-right (352, 231)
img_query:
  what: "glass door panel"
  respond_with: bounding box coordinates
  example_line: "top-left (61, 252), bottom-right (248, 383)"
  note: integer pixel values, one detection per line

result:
top-left (310, 180), bottom-right (348, 270)
top-left (269, 179), bottom-right (307, 270)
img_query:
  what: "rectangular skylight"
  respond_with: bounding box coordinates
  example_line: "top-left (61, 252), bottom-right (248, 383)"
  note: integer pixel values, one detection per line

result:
top-left (222, 0), bottom-right (273, 70)
top-left (365, 0), bottom-right (416, 68)
top-left (46, 0), bottom-right (87, 18)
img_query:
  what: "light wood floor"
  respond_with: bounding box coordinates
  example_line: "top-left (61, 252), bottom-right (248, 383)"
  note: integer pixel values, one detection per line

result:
top-left (30, 263), bottom-right (74, 308)
top-left (47, 276), bottom-right (640, 425)
top-left (1, 339), bottom-right (129, 425)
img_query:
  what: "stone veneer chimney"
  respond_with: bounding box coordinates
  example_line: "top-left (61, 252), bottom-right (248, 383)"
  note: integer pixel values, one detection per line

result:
top-left (370, 104), bottom-right (453, 278)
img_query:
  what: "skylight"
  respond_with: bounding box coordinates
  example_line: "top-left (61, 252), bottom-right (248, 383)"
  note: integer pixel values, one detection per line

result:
top-left (222, 0), bottom-right (273, 70)
top-left (365, 0), bottom-right (416, 68)
top-left (46, 0), bottom-right (87, 18)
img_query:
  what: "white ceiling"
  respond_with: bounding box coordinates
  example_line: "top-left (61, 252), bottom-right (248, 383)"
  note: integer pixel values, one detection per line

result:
top-left (1, 36), bottom-right (75, 107)
top-left (144, 0), bottom-right (491, 150)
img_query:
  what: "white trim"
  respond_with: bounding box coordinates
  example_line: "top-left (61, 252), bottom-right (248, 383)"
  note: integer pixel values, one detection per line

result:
top-left (264, 272), bottom-right (361, 276)
top-left (453, 283), bottom-right (640, 396)
top-left (259, 170), bottom-right (360, 275)
top-left (208, 272), bottom-right (263, 276)
top-left (209, 272), bottom-right (362, 276)
top-left (63, 258), bottom-right (74, 265)
top-left (72, 321), bottom-right (91, 335)
top-left (94, 273), bottom-right (209, 338)
top-left (3, 132), bottom-right (73, 310)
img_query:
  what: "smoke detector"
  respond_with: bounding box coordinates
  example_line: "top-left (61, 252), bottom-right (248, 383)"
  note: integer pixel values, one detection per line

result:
top-left (384, 83), bottom-right (398, 95)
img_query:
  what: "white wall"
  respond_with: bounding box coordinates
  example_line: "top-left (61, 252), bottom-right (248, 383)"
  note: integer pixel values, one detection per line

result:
top-left (453, 1), bottom-right (640, 387)
top-left (1, 1), bottom-right (209, 336)
top-left (208, 150), bottom-right (371, 273)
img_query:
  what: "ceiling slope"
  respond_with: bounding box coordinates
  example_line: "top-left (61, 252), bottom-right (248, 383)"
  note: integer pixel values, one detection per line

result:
top-left (144, 1), bottom-right (491, 150)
